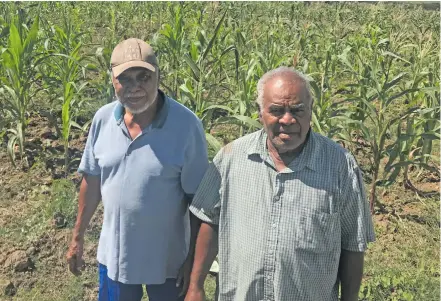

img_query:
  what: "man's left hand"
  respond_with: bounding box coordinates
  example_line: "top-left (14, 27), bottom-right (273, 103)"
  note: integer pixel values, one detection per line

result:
top-left (176, 255), bottom-right (194, 296)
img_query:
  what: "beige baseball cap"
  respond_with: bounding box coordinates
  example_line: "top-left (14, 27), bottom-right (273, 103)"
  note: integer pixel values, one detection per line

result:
top-left (110, 38), bottom-right (158, 77)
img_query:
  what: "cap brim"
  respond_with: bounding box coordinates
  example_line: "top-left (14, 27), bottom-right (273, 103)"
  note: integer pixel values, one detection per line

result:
top-left (112, 61), bottom-right (156, 77)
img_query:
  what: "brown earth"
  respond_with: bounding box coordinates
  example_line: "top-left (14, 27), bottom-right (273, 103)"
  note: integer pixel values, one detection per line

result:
top-left (0, 113), bottom-right (100, 299)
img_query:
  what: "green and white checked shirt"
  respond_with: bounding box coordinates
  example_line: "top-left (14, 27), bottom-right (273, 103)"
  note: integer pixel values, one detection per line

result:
top-left (190, 129), bottom-right (375, 301)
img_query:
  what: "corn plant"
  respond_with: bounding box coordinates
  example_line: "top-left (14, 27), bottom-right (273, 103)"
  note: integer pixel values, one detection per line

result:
top-left (385, 89), bottom-right (440, 190)
top-left (211, 28), bottom-right (261, 138)
top-left (308, 44), bottom-right (349, 141)
top-left (384, 106), bottom-right (440, 198)
top-left (177, 10), bottom-right (260, 151)
top-left (178, 11), bottom-right (228, 116)
top-left (155, 4), bottom-right (186, 99)
top-left (41, 18), bottom-right (88, 176)
top-left (380, 27), bottom-right (440, 196)
top-left (226, 58), bottom-right (260, 137)
top-left (0, 14), bottom-right (41, 167)
top-left (254, 31), bottom-right (291, 75)
top-left (86, 5), bottom-right (117, 105)
top-left (89, 45), bottom-right (114, 104)
top-left (338, 29), bottom-right (425, 212)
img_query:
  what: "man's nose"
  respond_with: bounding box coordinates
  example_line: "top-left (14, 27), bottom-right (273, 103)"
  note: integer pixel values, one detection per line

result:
top-left (279, 112), bottom-right (296, 125)
top-left (127, 81), bottom-right (142, 92)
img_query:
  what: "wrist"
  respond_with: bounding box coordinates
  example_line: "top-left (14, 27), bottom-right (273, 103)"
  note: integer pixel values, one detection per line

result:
top-left (340, 293), bottom-right (358, 301)
top-left (188, 281), bottom-right (204, 291)
top-left (72, 231), bottom-right (85, 243)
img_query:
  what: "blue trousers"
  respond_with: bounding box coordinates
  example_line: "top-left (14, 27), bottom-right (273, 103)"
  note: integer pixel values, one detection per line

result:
top-left (98, 264), bottom-right (185, 301)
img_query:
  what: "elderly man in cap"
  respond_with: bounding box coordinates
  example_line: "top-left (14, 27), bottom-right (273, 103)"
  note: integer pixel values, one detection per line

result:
top-left (185, 67), bottom-right (375, 301)
top-left (66, 38), bottom-right (208, 301)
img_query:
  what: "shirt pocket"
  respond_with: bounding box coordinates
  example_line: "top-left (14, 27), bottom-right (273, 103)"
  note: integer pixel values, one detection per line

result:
top-left (295, 209), bottom-right (340, 253)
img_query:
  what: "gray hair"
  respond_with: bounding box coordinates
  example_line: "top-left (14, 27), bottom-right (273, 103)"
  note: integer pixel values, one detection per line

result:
top-left (256, 67), bottom-right (313, 110)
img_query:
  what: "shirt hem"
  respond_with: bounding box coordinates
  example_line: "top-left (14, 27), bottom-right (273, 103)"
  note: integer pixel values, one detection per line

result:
top-left (342, 236), bottom-right (375, 252)
top-left (189, 207), bottom-right (219, 225)
top-left (77, 167), bottom-right (101, 176)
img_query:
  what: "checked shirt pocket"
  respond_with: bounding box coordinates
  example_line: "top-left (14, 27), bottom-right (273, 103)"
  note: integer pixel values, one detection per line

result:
top-left (296, 209), bottom-right (340, 253)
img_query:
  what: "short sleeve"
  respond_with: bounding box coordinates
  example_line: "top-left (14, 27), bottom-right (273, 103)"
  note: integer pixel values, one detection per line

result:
top-left (181, 120), bottom-right (209, 198)
top-left (78, 115), bottom-right (101, 176)
top-left (339, 153), bottom-right (376, 252)
top-left (189, 152), bottom-right (223, 225)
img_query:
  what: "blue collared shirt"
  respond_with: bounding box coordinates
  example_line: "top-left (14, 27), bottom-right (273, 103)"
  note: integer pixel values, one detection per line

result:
top-left (78, 92), bottom-right (208, 284)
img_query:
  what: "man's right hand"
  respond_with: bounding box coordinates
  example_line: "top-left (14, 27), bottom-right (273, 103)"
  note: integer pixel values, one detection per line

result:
top-left (184, 287), bottom-right (206, 301)
top-left (66, 238), bottom-right (85, 276)
top-left (66, 175), bottom-right (101, 276)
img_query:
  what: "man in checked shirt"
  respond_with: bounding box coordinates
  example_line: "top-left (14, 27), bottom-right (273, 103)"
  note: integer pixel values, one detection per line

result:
top-left (185, 67), bottom-right (375, 301)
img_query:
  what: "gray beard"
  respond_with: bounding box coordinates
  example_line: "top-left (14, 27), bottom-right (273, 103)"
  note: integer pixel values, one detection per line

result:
top-left (117, 91), bottom-right (158, 114)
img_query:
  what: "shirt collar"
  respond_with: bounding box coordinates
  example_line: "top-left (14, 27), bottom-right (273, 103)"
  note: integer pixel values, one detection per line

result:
top-left (247, 129), bottom-right (268, 157)
top-left (247, 128), bottom-right (320, 172)
top-left (113, 89), bottom-right (169, 129)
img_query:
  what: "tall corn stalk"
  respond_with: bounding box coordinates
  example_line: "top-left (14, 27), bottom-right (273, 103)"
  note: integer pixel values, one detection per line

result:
top-left (177, 10), bottom-right (260, 152)
top-left (338, 28), bottom-right (424, 212)
top-left (395, 30), bottom-right (440, 192)
top-left (0, 14), bottom-right (41, 167)
top-left (89, 5), bottom-right (116, 104)
top-left (42, 18), bottom-right (88, 177)
top-left (157, 4), bottom-right (186, 100)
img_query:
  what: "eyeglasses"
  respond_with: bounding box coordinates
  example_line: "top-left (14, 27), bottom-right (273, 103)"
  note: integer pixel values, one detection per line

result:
top-left (116, 72), bottom-right (152, 87)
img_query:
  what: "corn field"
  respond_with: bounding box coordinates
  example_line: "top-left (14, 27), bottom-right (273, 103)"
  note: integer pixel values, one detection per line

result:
top-left (1, 1), bottom-right (439, 225)
top-left (0, 2), bottom-right (439, 300)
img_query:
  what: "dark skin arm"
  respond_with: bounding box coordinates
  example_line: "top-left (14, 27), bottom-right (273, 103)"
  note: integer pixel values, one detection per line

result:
top-left (339, 250), bottom-right (365, 301)
top-left (66, 174), bottom-right (101, 276)
top-left (176, 211), bottom-right (202, 295)
top-left (188, 212), bottom-right (202, 258)
top-left (185, 222), bottom-right (219, 301)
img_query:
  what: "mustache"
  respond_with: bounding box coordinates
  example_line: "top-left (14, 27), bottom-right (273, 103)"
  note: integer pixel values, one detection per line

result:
top-left (124, 93), bottom-right (147, 98)
top-left (278, 131), bottom-right (299, 134)
top-left (277, 127), bottom-right (299, 134)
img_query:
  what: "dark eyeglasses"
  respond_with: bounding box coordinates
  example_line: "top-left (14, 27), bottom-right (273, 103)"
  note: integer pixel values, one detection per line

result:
top-left (116, 72), bottom-right (153, 86)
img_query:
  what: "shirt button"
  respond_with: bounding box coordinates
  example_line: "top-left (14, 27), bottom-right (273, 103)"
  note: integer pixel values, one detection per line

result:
top-left (272, 223), bottom-right (277, 228)
top-left (274, 195), bottom-right (280, 201)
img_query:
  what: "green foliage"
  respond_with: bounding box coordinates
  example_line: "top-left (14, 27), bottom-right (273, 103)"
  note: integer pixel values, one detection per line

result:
top-left (47, 179), bottom-right (78, 228)
top-left (40, 14), bottom-right (89, 176)
top-left (0, 7), bottom-right (42, 167)
top-left (1, 2), bottom-right (438, 172)
top-left (359, 269), bottom-right (439, 301)
top-left (335, 23), bottom-right (439, 211)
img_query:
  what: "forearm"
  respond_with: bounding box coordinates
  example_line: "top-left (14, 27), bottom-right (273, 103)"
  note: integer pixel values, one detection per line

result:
top-left (188, 212), bottom-right (202, 257)
top-left (188, 221), bottom-right (219, 290)
top-left (72, 175), bottom-right (101, 241)
top-left (339, 250), bottom-right (364, 301)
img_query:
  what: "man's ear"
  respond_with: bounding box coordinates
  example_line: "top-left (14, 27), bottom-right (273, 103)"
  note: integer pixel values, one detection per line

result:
top-left (111, 74), bottom-right (117, 89)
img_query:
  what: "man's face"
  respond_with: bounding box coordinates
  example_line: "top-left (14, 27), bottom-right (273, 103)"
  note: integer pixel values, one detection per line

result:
top-left (260, 75), bottom-right (312, 153)
top-left (112, 67), bottom-right (159, 114)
